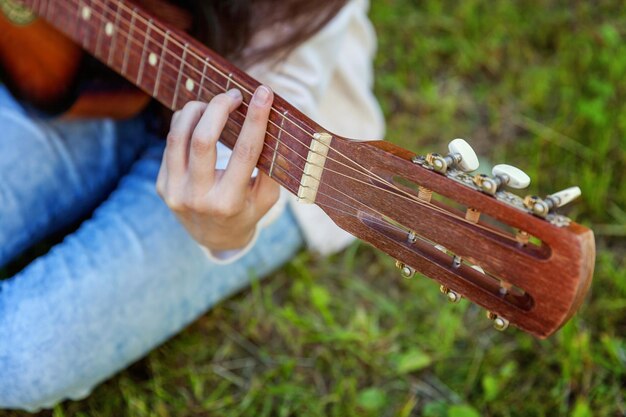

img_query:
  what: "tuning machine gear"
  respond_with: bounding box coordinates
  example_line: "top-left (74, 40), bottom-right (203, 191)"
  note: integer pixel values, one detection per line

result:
top-left (395, 260), bottom-right (416, 279)
top-left (473, 164), bottom-right (531, 195)
top-left (523, 186), bottom-right (582, 218)
top-left (486, 311), bottom-right (510, 331)
top-left (440, 285), bottom-right (462, 303)
top-left (416, 138), bottom-right (479, 174)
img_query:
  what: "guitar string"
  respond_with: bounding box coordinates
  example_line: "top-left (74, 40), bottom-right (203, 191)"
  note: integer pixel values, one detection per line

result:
top-left (170, 122), bottom-right (427, 248)
top-left (42, 0), bottom-right (520, 244)
top-left (266, 160), bottom-right (430, 244)
top-left (54, 0), bottom-right (514, 244)
top-left (259, 158), bottom-right (521, 280)
top-left (36, 0), bottom-right (519, 243)
top-left (43, 0), bottom-right (445, 206)
top-left (238, 115), bottom-right (518, 246)
top-left (35, 0), bottom-right (498, 240)
top-left (48, 0), bottom-right (434, 206)
top-left (49, 0), bottom-right (467, 227)
top-left (254, 158), bottom-right (520, 309)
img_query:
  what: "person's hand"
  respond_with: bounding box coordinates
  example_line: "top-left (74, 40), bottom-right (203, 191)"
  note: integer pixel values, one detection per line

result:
top-left (156, 86), bottom-right (280, 252)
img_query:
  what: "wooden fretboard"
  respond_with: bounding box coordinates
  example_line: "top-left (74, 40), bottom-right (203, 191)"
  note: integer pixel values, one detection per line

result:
top-left (20, 0), bottom-right (329, 197)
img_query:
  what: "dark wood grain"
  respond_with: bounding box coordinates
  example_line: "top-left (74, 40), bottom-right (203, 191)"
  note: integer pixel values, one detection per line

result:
top-left (318, 138), bottom-right (595, 338)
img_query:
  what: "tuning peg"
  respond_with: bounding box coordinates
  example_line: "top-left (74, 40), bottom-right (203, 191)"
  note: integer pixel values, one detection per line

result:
top-left (524, 186), bottom-right (582, 217)
top-left (492, 164), bottom-right (531, 189)
top-left (486, 311), bottom-right (510, 331)
top-left (449, 139), bottom-right (480, 172)
top-left (395, 260), bottom-right (416, 279)
top-left (440, 285), bottom-right (462, 303)
top-left (473, 164), bottom-right (531, 195)
top-left (424, 138), bottom-right (479, 174)
top-left (547, 186), bottom-right (581, 208)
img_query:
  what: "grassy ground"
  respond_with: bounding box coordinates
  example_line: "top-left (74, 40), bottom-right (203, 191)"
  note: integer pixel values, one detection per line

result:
top-left (2, 0), bottom-right (626, 416)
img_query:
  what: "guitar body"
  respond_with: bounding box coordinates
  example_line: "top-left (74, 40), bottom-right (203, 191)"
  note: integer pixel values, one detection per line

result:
top-left (0, 4), bottom-right (149, 117)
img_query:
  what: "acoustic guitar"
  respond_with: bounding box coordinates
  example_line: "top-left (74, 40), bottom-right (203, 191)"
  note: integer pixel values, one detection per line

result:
top-left (0, 0), bottom-right (595, 338)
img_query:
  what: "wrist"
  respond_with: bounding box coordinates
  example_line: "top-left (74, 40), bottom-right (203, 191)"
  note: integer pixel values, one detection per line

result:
top-left (200, 224), bottom-right (261, 264)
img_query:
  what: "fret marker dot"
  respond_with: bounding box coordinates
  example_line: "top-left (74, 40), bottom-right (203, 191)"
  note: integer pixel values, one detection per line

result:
top-left (148, 53), bottom-right (158, 66)
top-left (81, 6), bottom-right (91, 20)
top-left (105, 22), bottom-right (114, 36)
top-left (185, 78), bottom-right (195, 92)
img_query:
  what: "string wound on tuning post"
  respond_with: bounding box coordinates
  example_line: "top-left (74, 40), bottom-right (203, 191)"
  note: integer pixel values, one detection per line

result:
top-left (474, 164), bottom-right (531, 195)
top-left (418, 138), bottom-right (479, 174)
top-left (523, 186), bottom-right (581, 217)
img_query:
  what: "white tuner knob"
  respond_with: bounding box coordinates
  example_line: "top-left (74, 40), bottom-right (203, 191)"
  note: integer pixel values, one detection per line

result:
top-left (448, 138), bottom-right (479, 172)
top-left (492, 164), bottom-right (531, 189)
top-left (548, 186), bottom-right (581, 208)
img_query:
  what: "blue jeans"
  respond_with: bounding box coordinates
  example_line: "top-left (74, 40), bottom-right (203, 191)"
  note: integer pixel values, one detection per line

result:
top-left (0, 86), bottom-right (304, 411)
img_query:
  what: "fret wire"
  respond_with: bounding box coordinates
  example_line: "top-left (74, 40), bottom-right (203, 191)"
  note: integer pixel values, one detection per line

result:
top-left (197, 58), bottom-right (208, 101)
top-left (270, 110), bottom-right (288, 178)
top-left (34, 0), bottom-right (494, 234)
top-left (80, 0), bottom-right (95, 50)
top-left (212, 104), bottom-right (454, 231)
top-left (173, 43), bottom-right (188, 109)
top-left (227, 124), bottom-right (422, 231)
top-left (57, 0), bottom-right (226, 112)
top-left (136, 18), bottom-right (152, 86)
top-left (93, 0), bottom-right (106, 59)
top-left (37, 4), bottom-right (428, 228)
top-left (44, 0), bottom-right (319, 173)
top-left (106, 0), bottom-right (121, 65)
top-left (74, 0), bottom-right (82, 40)
top-left (40, 0), bottom-right (315, 166)
top-left (34, 0), bottom-right (472, 226)
top-left (121, 7), bottom-right (137, 75)
top-left (113, 0), bottom-right (320, 143)
top-left (38, 0), bottom-right (331, 183)
top-left (153, 30), bottom-right (170, 97)
top-left (31, 0), bottom-right (454, 230)
top-left (52, 0), bottom-right (317, 148)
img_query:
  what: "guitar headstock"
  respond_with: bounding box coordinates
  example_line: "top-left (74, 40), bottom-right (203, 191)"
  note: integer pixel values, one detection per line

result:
top-left (314, 135), bottom-right (595, 338)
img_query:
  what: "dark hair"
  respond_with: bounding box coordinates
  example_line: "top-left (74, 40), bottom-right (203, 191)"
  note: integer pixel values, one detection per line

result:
top-left (184, 0), bottom-right (348, 66)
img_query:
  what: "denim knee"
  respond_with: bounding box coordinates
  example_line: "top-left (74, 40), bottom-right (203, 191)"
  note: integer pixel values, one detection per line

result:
top-left (0, 338), bottom-right (93, 412)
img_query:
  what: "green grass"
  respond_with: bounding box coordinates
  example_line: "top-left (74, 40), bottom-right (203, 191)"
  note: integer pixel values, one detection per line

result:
top-left (3, 0), bottom-right (626, 416)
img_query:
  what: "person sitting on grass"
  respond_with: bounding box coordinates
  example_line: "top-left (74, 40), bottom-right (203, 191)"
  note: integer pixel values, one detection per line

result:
top-left (0, 0), bottom-right (383, 411)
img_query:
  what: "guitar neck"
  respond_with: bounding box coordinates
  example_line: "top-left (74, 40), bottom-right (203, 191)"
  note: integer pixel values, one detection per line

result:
top-left (21, 0), bottom-right (327, 197)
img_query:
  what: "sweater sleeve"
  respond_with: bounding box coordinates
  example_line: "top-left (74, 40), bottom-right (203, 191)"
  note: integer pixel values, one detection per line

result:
top-left (247, 0), bottom-right (385, 256)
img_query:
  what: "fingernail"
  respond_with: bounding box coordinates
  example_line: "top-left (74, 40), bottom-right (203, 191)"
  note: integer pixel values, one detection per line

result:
top-left (226, 88), bottom-right (242, 100)
top-left (253, 86), bottom-right (271, 105)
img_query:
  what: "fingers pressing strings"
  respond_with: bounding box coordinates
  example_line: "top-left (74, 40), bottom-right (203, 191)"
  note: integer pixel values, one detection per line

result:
top-left (51, 0), bottom-right (424, 206)
top-left (187, 90), bottom-right (243, 195)
top-left (220, 86), bottom-right (274, 208)
top-left (167, 101), bottom-right (206, 177)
